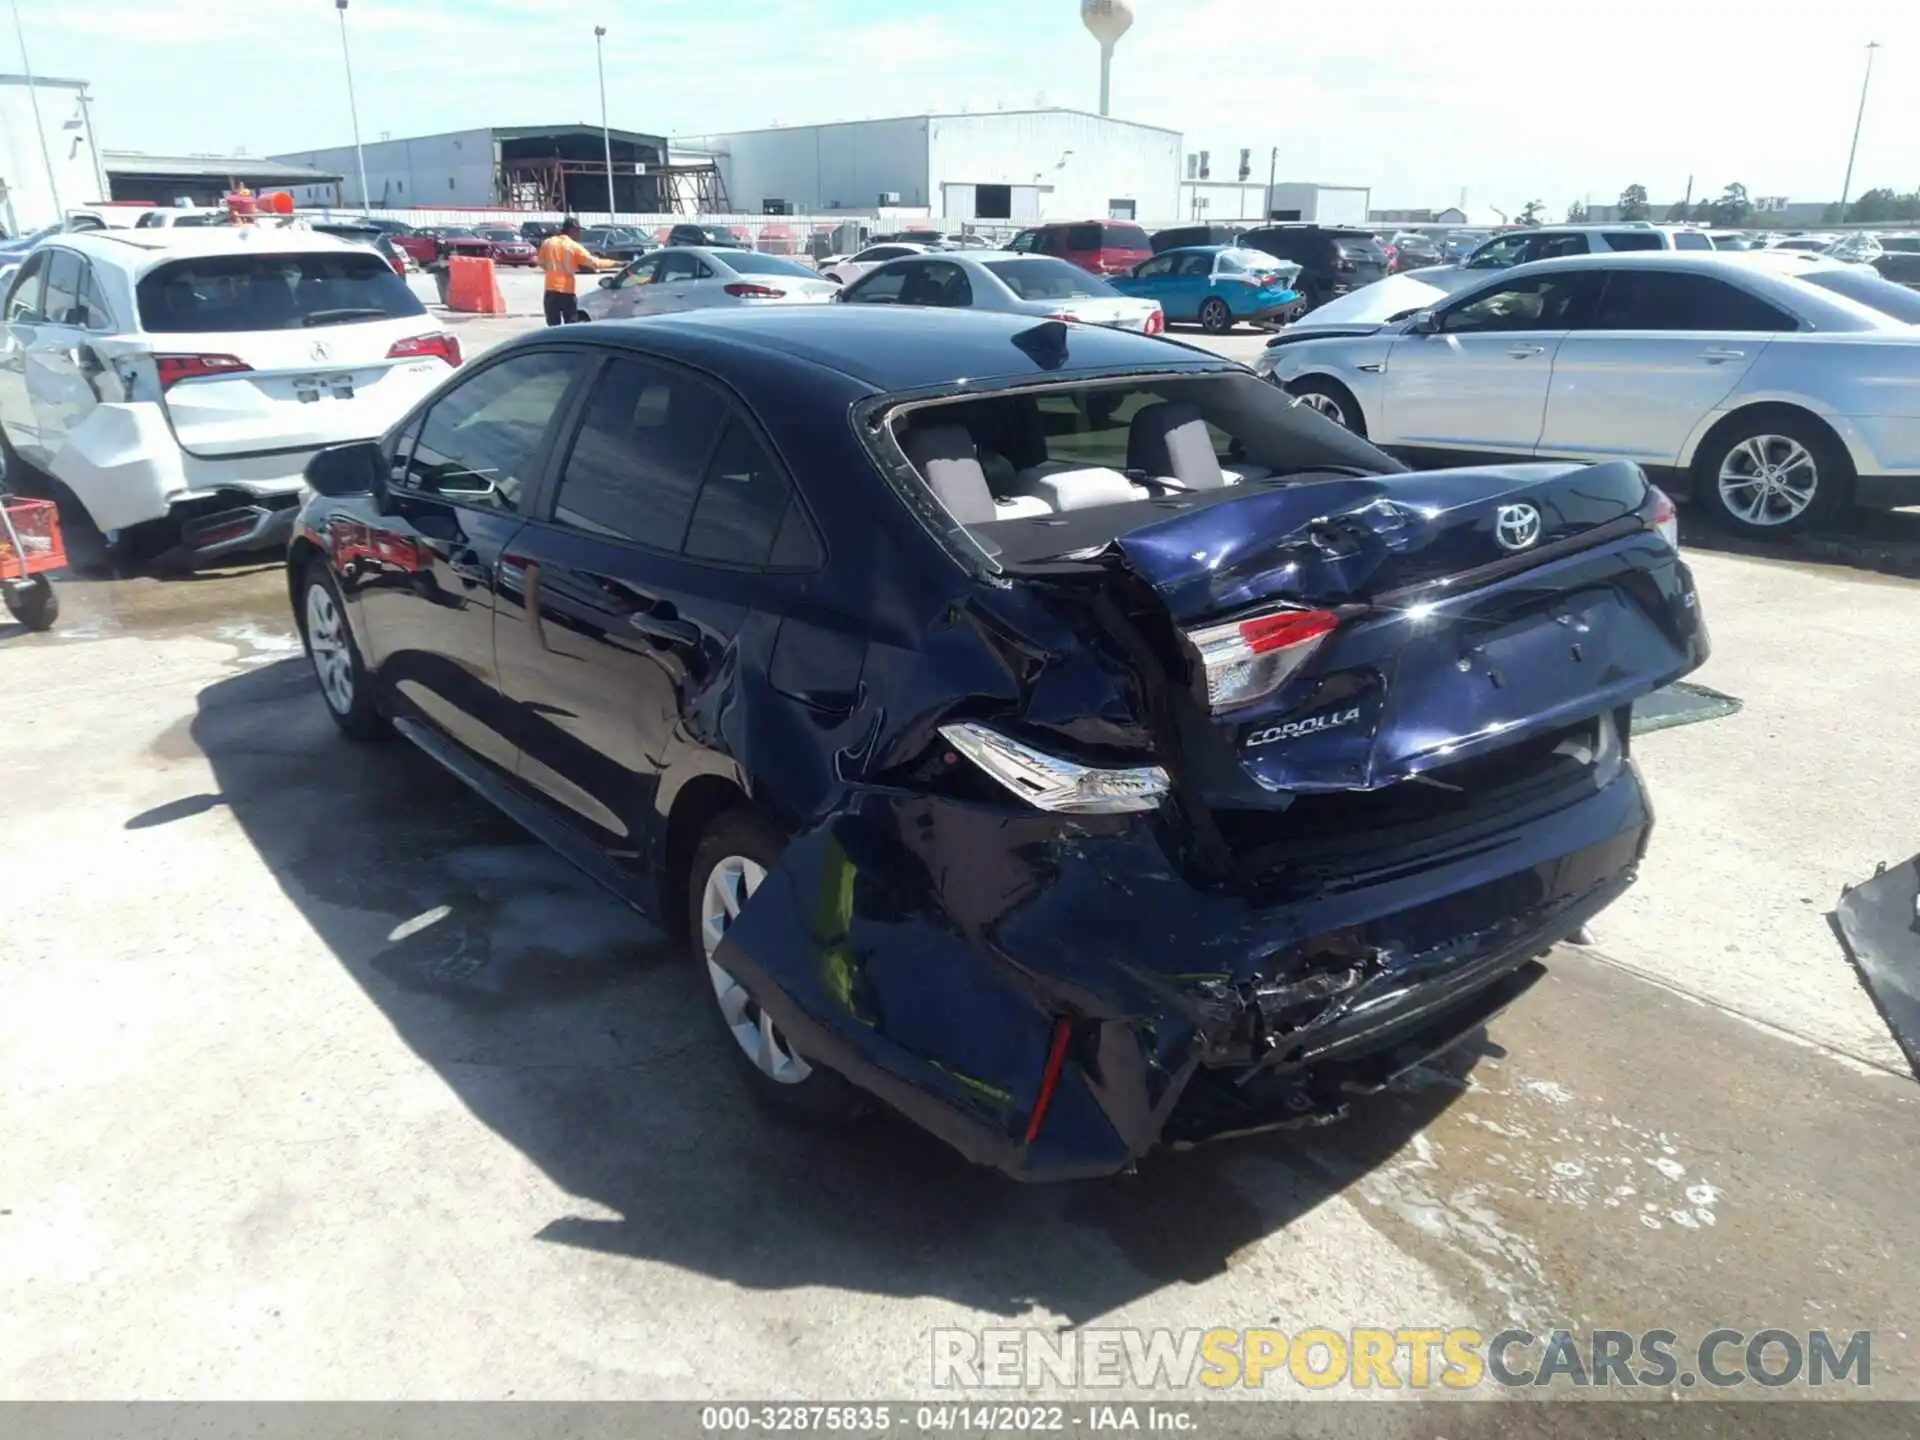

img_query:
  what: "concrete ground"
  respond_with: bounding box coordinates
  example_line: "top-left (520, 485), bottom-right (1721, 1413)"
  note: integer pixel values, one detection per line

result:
top-left (3, 319), bottom-right (1919, 1408)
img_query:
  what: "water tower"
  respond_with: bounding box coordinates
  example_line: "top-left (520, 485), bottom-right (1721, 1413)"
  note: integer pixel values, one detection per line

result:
top-left (1081, 0), bottom-right (1135, 117)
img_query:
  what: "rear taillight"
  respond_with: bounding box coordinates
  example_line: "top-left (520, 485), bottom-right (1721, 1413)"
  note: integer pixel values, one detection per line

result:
top-left (155, 354), bottom-right (252, 391)
top-left (1145, 307), bottom-right (1165, 336)
top-left (388, 333), bottom-right (463, 367)
top-left (724, 282), bottom-right (785, 298)
top-left (1649, 486), bottom-right (1679, 550)
top-left (1184, 608), bottom-right (1341, 712)
top-left (1331, 255), bottom-right (1357, 273)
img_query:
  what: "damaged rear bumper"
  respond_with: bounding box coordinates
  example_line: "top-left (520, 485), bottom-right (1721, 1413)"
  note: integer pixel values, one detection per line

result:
top-left (713, 764), bottom-right (1652, 1181)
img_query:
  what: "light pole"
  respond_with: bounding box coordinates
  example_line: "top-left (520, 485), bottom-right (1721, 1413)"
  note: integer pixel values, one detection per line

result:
top-left (1837, 41), bottom-right (1880, 221)
top-left (595, 26), bottom-right (615, 222)
top-left (334, 0), bottom-right (372, 213)
top-left (7, 0), bottom-right (62, 223)
top-left (1266, 146), bottom-right (1277, 221)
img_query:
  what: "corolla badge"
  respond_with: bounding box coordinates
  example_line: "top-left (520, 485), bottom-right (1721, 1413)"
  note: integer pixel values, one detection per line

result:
top-left (1494, 503), bottom-right (1543, 552)
top-left (1247, 706), bottom-right (1363, 749)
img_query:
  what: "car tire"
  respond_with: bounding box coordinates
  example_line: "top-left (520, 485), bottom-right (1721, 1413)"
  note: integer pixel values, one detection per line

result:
top-left (1286, 376), bottom-right (1366, 437)
top-left (299, 558), bottom-right (390, 741)
top-left (688, 809), bottom-right (871, 1128)
top-left (3, 575), bottom-right (57, 631)
top-left (1199, 298), bottom-right (1234, 334)
top-left (1693, 411), bottom-right (1851, 539)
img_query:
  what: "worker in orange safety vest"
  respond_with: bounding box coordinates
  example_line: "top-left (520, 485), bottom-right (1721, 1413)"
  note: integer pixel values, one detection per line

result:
top-left (537, 216), bottom-right (616, 325)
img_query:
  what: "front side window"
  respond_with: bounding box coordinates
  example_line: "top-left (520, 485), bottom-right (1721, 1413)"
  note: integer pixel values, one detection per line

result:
top-left (549, 357), bottom-right (727, 548)
top-left (1174, 251), bottom-right (1214, 278)
top-left (843, 266), bottom-right (909, 305)
top-left (1465, 233), bottom-right (1533, 269)
top-left (1532, 234), bottom-right (1588, 261)
top-left (1007, 231), bottom-right (1039, 253)
top-left (901, 262), bottom-right (972, 307)
top-left (622, 256), bottom-right (665, 287)
top-left (1440, 273), bottom-right (1598, 333)
top-left (657, 253), bottom-right (712, 282)
top-left (1132, 254), bottom-right (1176, 280)
top-left (400, 349), bottom-right (588, 512)
top-left (1588, 271), bottom-right (1795, 332)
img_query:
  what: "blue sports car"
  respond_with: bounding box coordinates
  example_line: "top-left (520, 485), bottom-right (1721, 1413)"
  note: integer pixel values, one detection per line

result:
top-left (1112, 244), bottom-right (1304, 333)
top-left (290, 306), bottom-right (1705, 1180)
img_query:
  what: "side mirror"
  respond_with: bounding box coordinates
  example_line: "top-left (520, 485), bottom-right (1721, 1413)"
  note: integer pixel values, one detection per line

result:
top-left (1409, 310), bottom-right (1440, 335)
top-left (598, 275), bottom-right (617, 289)
top-left (305, 441), bottom-right (385, 499)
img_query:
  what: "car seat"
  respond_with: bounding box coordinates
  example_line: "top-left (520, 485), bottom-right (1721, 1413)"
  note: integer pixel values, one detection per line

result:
top-left (901, 424), bottom-right (1050, 523)
top-left (1127, 403), bottom-right (1226, 489)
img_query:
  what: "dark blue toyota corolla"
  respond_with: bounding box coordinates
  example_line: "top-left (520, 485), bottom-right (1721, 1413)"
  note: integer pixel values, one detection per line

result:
top-left (289, 306), bottom-right (1707, 1180)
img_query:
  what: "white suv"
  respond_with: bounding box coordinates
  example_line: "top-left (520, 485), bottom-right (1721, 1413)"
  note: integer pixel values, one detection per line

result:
top-left (1461, 224), bottom-right (1715, 271)
top-left (0, 228), bottom-right (462, 563)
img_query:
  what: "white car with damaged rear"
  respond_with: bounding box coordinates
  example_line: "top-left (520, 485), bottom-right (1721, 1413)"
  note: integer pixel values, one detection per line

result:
top-left (837, 251), bottom-right (1166, 335)
top-left (1258, 251), bottom-right (1920, 537)
top-left (579, 246), bottom-right (840, 321)
top-left (0, 228), bottom-right (461, 563)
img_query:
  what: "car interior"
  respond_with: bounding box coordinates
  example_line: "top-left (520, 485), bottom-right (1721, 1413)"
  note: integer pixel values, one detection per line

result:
top-left (889, 374), bottom-right (1396, 561)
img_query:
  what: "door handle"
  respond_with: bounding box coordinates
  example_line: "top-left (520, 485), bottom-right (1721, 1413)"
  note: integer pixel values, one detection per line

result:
top-left (1506, 344), bottom-right (1546, 358)
top-left (1700, 347), bottom-right (1746, 362)
top-left (447, 550), bottom-right (491, 586)
top-left (629, 611), bottom-right (698, 646)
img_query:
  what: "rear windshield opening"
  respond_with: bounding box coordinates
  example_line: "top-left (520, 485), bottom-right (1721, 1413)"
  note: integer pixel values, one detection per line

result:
top-left (884, 373), bottom-right (1397, 567)
top-left (136, 252), bottom-right (426, 333)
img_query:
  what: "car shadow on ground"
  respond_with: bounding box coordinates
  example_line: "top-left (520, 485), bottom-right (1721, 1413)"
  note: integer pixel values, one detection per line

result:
top-left (1678, 503), bottom-right (1920, 578)
top-left (170, 658), bottom-right (1485, 1319)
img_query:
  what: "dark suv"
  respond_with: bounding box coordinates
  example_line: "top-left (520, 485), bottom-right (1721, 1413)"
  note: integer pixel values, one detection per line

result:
top-left (1007, 220), bottom-right (1154, 277)
top-left (1150, 224), bottom-right (1248, 254)
top-left (1239, 225), bottom-right (1390, 313)
top-left (668, 222), bottom-right (752, 248)
top-left (289, 307), bottom-right (1703, 1181)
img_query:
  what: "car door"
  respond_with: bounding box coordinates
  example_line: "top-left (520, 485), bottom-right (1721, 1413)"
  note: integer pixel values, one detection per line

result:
top-left (1537, 268), bottom-right (1782, 466)
top-left (494, 352), bottom-right (823, 875)
top-left (599, 254), bottom-right (664, 319)
top-left (23, 249), bottom-right (114, 461)
top-left (632, 251), bottom-right (707, 316)
top-left (0, 251), bottom-right (49, 461)
top-left (1122, 252), bottom-right (1178, 309)
top-left (1165, 250), bottom-right (1217, 318)
top-left (352, 346), bottom-right (595, 774)
top-left (1378, 269), bottom-right (1601, 454)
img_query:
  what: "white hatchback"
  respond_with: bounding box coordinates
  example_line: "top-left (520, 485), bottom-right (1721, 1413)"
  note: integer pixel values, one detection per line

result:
top-left (0, 228), bottom-right (462, 562)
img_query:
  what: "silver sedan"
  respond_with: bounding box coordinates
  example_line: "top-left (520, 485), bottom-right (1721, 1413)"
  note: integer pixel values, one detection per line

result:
top-left (835, 251), bottom-right (1165, 334)
top-left (580, 247), bottom-right (839, 320)
top-left (1257, 251), bottom-right (1920, 536)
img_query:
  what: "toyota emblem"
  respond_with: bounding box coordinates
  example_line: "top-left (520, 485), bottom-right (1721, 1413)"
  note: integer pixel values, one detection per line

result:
top-left (310, 340), bottom-right (332, 363)
top-left (1494, 503), bottom-right (1542, 552)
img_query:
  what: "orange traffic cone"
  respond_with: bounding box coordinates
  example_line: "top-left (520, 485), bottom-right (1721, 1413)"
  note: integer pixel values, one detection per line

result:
top-left (446, 257), bottom-right (507, 315)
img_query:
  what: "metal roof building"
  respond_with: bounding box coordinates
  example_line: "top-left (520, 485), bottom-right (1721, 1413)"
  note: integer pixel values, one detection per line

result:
top-left (103, 152), bottom-right (342, 207)
top-left (270, 124), bottom-right (674, 214)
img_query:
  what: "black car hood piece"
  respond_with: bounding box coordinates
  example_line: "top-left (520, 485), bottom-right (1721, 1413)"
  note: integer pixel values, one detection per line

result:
top-left (1833, 855), bottom-right (1920, 1078)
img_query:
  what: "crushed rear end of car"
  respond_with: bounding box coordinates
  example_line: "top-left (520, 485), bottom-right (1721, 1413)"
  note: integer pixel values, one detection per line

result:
top-left (712, 363), bottom-right (1707, 1180)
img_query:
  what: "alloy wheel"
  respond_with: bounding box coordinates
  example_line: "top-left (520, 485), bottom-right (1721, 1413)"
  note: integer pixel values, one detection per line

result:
top-left (1717, 434), bottom-right (1819, 527)
top-left (305, 582), bottom-right (355, 716)
top-left (1296, 391), bottom-right (1348, 428)
top-left (702, 855), bottom-right (812, 1085)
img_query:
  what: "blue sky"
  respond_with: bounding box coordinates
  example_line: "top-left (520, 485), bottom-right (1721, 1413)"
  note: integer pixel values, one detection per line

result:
top-left (11, 0), bottom-right (1917, 213)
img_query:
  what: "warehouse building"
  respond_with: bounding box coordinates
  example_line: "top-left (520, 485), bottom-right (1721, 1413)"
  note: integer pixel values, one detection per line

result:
top-left (674, 109), bottom-right (1181, 223)
top-left (102, 152), bottom-right (341, 208)
top-left (0, 73), bottom-right (107, 234)
top-left (270, 124), bottom-right (677, 214)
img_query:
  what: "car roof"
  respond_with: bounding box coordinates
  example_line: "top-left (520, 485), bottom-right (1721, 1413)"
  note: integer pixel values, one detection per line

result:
top-left (49, 226), bottom-right (376, 273)
top-left (562, 306), bottom-right (1232, 391)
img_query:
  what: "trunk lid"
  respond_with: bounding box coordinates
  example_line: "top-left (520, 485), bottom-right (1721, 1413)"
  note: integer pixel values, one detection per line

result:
top-left (1043, 297), bottom-right (1161, 331)
top-left (1103, 460), bottom-right (1703, 796)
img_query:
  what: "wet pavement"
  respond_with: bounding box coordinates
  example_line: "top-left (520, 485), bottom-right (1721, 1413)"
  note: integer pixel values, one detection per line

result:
top-left (3, 500), bottom-right (1920, 1409)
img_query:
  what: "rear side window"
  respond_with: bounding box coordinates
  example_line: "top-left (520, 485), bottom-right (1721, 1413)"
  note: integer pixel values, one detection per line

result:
top-left (1066, 225), bottom-right (1101, 251)
top-left (683, 420), bottom-right (795, 566)
top-left (1671, 232), bottom-right (1713, 251)
top-left (401, 350), bottom-right (589, 513)
top-left (136, 252), bottom-right (425, 333)
top-left (1601, 232), bottom-right (1662, 252)
top-left (1590, 272), bottom-right (1796, 332)
top-left (983, 258), bottom-right (1111, 300)
top-left (551, 357), bottom-right (727, 549)
top-left (1797, 268), bottom-right (1920, 323)
top-left (41, 250), bottom-right (84, 327)
top-left (1103, 224), bottom-right (1151, 251)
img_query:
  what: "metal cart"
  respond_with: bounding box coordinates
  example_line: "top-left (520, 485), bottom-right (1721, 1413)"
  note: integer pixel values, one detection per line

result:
top-left (0, 492), bottom-right (64, 632)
